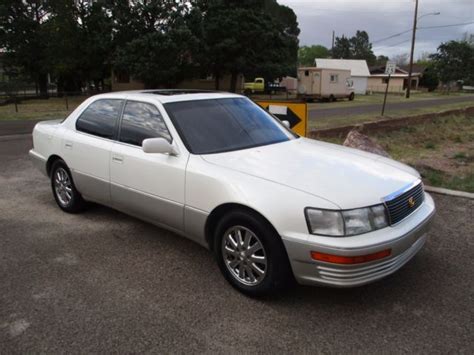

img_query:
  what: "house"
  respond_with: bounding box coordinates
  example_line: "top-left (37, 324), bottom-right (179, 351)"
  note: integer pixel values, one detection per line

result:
top-left (111, 70), bottom-right (245, 92)
top-left (368, 65), bottom-right (422, 93)
top-left (315, 59), bottom-right (370, 94)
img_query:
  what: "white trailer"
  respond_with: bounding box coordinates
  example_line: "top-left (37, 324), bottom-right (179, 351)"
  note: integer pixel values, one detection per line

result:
top-left (297, 67), bottom-right (355, 101)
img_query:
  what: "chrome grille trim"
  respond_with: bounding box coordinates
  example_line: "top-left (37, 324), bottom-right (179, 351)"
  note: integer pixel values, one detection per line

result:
top-left (383, 181), bottom-right (425, 225)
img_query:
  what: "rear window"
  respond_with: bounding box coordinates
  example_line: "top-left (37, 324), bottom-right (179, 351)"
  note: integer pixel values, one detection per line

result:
top-left (76, 99), bottom-right (123, 139)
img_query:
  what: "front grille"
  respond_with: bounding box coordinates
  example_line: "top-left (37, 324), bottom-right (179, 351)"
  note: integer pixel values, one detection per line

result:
top-left (384, 182), bottom-right (424, 225)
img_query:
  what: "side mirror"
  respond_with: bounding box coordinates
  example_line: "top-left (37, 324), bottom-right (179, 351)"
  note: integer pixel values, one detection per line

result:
top-left (282, 120), bottom-right (290, 129)
top-left (142, 137), bottom-right (179, 156)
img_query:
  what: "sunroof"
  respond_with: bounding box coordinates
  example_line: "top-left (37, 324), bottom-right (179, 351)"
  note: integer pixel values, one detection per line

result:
top-left (143, 89), bottom-right (218, 96)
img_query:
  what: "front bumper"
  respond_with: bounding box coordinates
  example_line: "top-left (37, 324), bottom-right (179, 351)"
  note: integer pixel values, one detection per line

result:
top-left (282, 193), bottom-right (436, 287)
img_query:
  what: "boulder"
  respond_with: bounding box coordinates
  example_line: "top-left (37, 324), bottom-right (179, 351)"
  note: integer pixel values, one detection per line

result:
top-left (343, 129), bottom-right (390, 157)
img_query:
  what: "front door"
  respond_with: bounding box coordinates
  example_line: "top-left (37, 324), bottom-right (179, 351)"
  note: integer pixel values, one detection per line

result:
top-left (110, 100), bottom-right (188, 232)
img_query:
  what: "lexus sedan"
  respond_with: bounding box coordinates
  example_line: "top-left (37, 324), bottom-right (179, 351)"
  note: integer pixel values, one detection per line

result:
top-left (29, 90), bottom-right (435, 296)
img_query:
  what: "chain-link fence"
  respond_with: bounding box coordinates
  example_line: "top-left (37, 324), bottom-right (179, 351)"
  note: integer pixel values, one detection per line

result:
top-left (0, 90), bottom-right (107, 121)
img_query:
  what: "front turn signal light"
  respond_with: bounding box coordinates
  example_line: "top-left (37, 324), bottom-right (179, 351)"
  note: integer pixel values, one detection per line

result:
top-left (311, 249), bottom-right (391, 264)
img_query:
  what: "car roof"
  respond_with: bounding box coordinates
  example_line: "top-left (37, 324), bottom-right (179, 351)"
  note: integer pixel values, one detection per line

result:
top-left (91, 90), bottom-right (243, 104)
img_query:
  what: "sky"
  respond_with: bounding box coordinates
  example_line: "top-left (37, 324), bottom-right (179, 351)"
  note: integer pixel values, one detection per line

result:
top-left (279, 0), bottom-right (474, 60)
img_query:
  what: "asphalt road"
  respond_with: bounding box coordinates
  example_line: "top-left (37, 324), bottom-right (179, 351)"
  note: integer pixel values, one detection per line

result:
top-left (309, 95), bottom-right (474, 119)
top-left (0, 120), bottom-right (40, 136)
top-left (1, 135), bottom-right (473, 353)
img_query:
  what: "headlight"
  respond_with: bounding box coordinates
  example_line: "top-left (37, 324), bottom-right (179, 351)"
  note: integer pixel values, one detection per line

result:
top-left (305, 209), bottom-right (344, 236)
top-left (305, 205), bottom-right (388, 237)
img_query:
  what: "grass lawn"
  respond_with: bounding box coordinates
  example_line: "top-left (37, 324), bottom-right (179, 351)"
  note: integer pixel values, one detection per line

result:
top-left (309, 100), bottom-right (474, 130)
top-left (0, 96), bottom-right (86, 121)
top-left (308, 91), bottom-right (474, 110)
top-left (318, 113), bottom-right (474, 193)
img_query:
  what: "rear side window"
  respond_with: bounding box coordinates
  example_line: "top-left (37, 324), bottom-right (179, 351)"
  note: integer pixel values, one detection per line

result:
top-left (119, 101), bottom-right (172, 146)
top-left (76, 99), bottom-right (123, 139)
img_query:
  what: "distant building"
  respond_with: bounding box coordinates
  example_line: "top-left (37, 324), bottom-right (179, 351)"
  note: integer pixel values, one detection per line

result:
top-left (111, 70), bottom-right (244, 92)
top-left (315, 59), bottom-right (370, 94)
top-left (368, 65), bottom-right (422, 93)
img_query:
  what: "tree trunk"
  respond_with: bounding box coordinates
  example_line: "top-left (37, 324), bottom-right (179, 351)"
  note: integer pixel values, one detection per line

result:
top-left (57, 75), bottom-right (65, 98)
top-left (214, 70), bottom-right (220, 90)
top-left (38, 73), bottom-right (49, 98)
top-left (230, 71), bottom-right (238, 93)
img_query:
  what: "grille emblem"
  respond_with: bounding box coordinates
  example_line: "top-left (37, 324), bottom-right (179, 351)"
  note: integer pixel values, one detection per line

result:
top-left (408, 196), bottom-right (416, 208)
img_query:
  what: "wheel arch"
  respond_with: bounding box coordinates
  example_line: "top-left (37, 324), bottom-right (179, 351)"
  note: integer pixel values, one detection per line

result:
top-left (46, 154), bottom-right (64, 177)
top-left (204, 203), bottom-right (281, 252)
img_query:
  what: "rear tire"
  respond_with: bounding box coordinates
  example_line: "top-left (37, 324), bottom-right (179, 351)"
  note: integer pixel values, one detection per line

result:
top-left (349, 92), bottom-right (355, 101)
top-left (214, 210), bottom-right (293, 297)
top-left (329, 94), bottom-right (336, 102)
top-left (50, 160), bottom-right (87, 213)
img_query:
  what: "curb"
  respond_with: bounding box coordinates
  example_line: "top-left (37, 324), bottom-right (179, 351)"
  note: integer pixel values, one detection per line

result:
top-left (425, 185), bottom-right (474, 199)
top-left (0, 133), bottom-right (32, 141)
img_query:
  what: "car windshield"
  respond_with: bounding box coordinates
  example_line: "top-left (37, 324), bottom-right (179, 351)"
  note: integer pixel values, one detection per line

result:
top-left (164, 98), bottom-right (296, 154)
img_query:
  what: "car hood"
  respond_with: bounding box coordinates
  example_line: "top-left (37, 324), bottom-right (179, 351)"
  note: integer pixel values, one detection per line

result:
top-left (201, 138), bottom-right (420, 209)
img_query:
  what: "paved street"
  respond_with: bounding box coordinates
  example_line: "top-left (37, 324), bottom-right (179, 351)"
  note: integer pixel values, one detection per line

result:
top-left (0, 135), bottom-right (473, 353)
top-left (309, 95), bottom-right (474, 119)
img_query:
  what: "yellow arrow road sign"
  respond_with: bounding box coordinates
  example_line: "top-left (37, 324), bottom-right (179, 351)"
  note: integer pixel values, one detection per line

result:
top-left (255, 100), bottom-right (308, 137)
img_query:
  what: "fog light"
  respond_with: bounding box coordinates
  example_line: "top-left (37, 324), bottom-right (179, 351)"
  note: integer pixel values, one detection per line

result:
top-left (311, 249), bottom-right (391, 264)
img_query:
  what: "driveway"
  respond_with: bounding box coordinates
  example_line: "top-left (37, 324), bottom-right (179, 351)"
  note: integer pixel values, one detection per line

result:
top-left (309, 95), bottom-right (474, 119)
top-left (0, 120), bottom-right (42, 136)
top-left (0, 135), bottom-right (473, 353)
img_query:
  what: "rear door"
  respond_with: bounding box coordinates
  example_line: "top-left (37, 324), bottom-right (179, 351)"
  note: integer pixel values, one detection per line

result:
top-left (110, 100), bottom-right (188, 232)
top-left (62, 98), bottom-right (123, 204)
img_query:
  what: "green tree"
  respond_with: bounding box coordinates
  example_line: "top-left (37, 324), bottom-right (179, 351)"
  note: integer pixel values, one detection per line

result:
top-left (332, 35), bottom-right (352, 59)
top-left (0, 0), bottom-right (52, 96)
top-left (113, 1), bottom-right (200, 88)
top-left (430, 40), bottom-right (474, 85)
top-left (350, 30), bottom-right (376, 65)
top-left (331, 31), bottom-right (376, 65)
top-left (44, 1), bottom-right (82, 93)
top-left (298, 45), bottom-right (330, 66)
top-left (76, 1), bottom-right (114, 91)
top-left (200, 0), bottom-right (299, 91)
top-left (375, 55), bottom-right (390, 66)
top-left (419, 64), bottom-right (439, 92)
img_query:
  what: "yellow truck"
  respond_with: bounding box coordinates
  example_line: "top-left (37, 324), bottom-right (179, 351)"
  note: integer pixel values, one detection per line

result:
top-left (244, 77), bottom-right (286, 94)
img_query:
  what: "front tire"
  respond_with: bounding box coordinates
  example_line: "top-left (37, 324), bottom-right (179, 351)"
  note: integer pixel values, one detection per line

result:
top-left (214, 210), bottom-right (293, 296)
top-left (50, 160), bottom-right (86, 213)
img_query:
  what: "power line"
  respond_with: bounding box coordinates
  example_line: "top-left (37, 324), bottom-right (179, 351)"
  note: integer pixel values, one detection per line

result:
top-left (372, 30), bottom-right (412, 44)
top-left (418, 21), bottom-right (474, 29)
top-left (372, 22), bottom-right (474, 44)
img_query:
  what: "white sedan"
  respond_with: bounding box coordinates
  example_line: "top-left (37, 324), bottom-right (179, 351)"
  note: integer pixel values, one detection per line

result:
top-left (30, 90), bottom-right (435, 296)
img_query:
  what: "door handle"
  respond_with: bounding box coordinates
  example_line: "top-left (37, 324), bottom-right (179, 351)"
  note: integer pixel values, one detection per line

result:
top-left (112, 155), bottom-right (124, 163)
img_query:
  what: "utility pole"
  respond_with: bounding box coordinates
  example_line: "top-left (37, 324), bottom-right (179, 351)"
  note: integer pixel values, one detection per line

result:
top-left (331, 30), bottom-right (335, 57)
top-left (406, 0), bottom-right (419, 99)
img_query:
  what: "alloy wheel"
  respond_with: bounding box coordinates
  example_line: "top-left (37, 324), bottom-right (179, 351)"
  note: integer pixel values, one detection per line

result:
top-left (54, 167), bottom-right (73, 206)
top-left (221, 226), bottom-right (267, 286)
